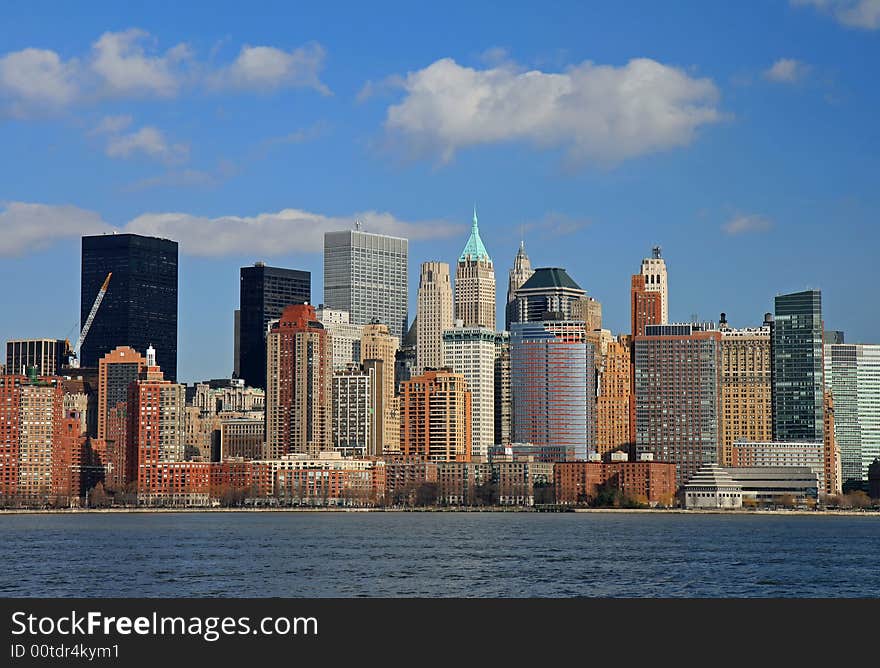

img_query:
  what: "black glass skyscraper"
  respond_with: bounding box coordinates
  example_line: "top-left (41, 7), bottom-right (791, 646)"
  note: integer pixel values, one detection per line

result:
top-left (771, 289), bottom-right (824, 443)
top-left (238, 262), bottom-right (311, 389)
top-left (81, 233), bottom-right (178, 380)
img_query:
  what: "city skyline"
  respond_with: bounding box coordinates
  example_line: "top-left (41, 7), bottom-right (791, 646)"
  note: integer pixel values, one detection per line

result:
top-left (2, 1), bottom-right (879, 381)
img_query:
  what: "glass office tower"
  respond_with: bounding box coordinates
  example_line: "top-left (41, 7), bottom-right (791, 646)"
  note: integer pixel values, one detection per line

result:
top-left (771, 290), bottom-right (824, 443)
top-left (238, 262), bottom-right (311, 390)
top-left (323, 229), bottom-right (408, 342)
top-left (81, 233), bottom-right (178, 380)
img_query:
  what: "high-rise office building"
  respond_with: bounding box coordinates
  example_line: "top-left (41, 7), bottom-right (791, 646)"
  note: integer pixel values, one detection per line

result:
top-left (323, 227), bottom-right (409, 341)
top-left (443, 323), bottom-right (498, 459)
top-left (506, 241), bottom-right (534, 330)
top-left (400, 369), bottom-right (472, 462)
top-left (824, 342), bottom-right (880, 484)
top-left (362, 322), bottom-right (399, 453)
top-left (238, 262), bottom-right (311, 389)
top-left (718, 314), bottom-right (773, 465)
top-left (771, 290), bottom-right (824, 443)
top-left (634, 323), bottom-right (721, 485)
top-left (639, 247), bottom-right (669, 324)
top-left (14, 375), bottom-right (63, 502)
top-left (265, 304), bottom-right (332, 459)
top-left (454, 208), bottom-right (495, 330)
top-left (5, 339), bottom-right (67, 377)
top-left (510, 267), bottom-right (587, 325)
top-left (510, 320), bottom-right (596, 461)
top-left (97, 346), bottom-right (146, 442)
top-left (416, 261), bottom-right (454, 374)
top-left (81, 233), bottom-right (178, 380)
top-left (631, 273), bottom-right (663, 337)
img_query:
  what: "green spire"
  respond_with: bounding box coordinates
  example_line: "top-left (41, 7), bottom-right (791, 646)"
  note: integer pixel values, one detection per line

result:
top-left (459, 204), bottom-right (491, 262)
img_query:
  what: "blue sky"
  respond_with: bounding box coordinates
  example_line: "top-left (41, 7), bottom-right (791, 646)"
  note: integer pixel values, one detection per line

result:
top-left (1, 0), bottom-right (878, 381)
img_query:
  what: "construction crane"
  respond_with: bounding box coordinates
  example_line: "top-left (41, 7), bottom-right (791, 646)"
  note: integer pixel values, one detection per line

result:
top-left (68, 272), bottom-right (112, 368)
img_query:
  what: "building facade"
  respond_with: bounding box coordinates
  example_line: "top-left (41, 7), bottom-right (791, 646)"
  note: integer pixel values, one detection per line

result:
top-left (443, 323), bottom-right (498, 459)
top-left (639, 246), bottom-right (669, 325)
top-left (454, 208), bottom-right (496, 329)
top-left (316, 307), bottom-right (364, 370)
top-left (510, 267), bottom-right (586, 325)
top-left (771, 290), bottom-right (824, 443)
top-left (323, 228), bottom-right (408, 342)
top-left (238, 262), bottom-right (311, 389)
top-left (5, 339), bottom-right (67, 377)
top-left (361, 322), bottom-right (399, 453)
top-left (718, 317), bottom-right (772, 465)
top-left (510, 320), bottom-right (596, 461)
top-left (400, 369), bottom-right (472, 462)
top-left (332, 365), bottom-right (375, 457)
top-left (506, 241), bottom-right (534, 330)
top-left (634, 323), bottom-right (721, 486)
top-left (596, 337), bottom-right (632, 456)
top-left (265, 304), bottom-right (333, 459)
top-left (81, 233), bottom-right (178, 380)
top-left (824, 342), bottom-right (880, 484)
top-left (416, 261), bottom-right (454, 374)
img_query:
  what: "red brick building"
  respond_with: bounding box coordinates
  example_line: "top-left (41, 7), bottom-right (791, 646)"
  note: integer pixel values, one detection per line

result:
top-left (554, 461), bottom-right (677, 506)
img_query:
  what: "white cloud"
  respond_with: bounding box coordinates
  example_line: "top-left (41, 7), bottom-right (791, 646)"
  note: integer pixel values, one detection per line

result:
top-left (381, 57), bottom-right (723, 164)
top-left (210, 43), bottom-right (329, 94)
top-left (0, 203), bottom-right (461, 257)
top-left (0, 48), bottom-right (80, 114)
top-left (792, 0), bottom-right (880, 29)
top-left (764, 58), bottom-right (810, 83)
top-left (0, 30), bottom-right (328, 116)
top-left (722, 214), bottom-right (774, 236)
top-left (104, 125), bottom-right (189, 163)
top-left (90, 29), bottom-right (191, 97)
top-left (0, 202), bottom-right (112, 256)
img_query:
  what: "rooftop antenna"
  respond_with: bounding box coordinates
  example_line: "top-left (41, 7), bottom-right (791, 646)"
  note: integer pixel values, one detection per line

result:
top-left (652, 245), bottom-right (662, 259)
top-left (355, 218), bottom-right (361, 231)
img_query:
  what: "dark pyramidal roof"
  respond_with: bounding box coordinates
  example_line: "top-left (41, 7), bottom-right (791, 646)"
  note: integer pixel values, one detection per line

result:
top-left (518, 267), bottom-right (582, 291)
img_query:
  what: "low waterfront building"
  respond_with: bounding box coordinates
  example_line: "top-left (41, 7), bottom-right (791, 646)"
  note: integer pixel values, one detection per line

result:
top-left (554, 460), bottom-right (677, 507)
top-left (683, 464), bottom-right (743, 509)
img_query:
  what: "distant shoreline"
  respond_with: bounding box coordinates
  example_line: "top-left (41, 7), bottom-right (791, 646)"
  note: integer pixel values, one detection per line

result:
top-left (1, 507), bottom-right (878, 517)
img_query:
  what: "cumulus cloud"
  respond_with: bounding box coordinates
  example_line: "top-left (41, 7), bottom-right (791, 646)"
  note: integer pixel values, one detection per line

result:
top-left (90, 114), bottom-right (133, 135)
top-left (0, 30), bottom-right (328, 116)
top-left (722, 214), bottom-right (774, 236)
top-left (211, 43), bottom-right (329, 94)
top-left (380, 57), bottom-right (723, 164)
top-left (0, 202), bottom-right (112, 256)
top-left (0, 202), bottom-right (461, 257)
top-left (104, 125), bottom-right (189, 163)
top-left (90, 29), bottom-right (191, 98)
top-left (0, 48), bottom-right (80, 115)
top-left (764, 58), bottom-right (810, 83)
top-left (792, 0), bottom-right (880, 29)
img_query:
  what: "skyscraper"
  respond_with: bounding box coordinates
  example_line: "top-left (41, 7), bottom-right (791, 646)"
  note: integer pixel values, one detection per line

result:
top-left (5, 339), bottom-right (67, 377)
top-left (510, 319), bottom-right (596, 461)
top-left (316, 307), bottom-right (364, 370)
top-left (416, 261), bottom-right (453, 374)
top-left (506, 241), bottom-right (534, 330)
top-left (323, 227), bottom-right (409, 341)
top-left (718, 314), bottom-right (773, 465)
top-left (596, 337), bottom-right (633, 457)
top-left (361, 322), bottom-right (399, 454)
top-left (771, 290), bottom-right (824, 443)
top-left (510, 267), bottom-right (586, 324)
top-left (454, 207), bottom-right (495, 329)
top-left (238, 262), bottom-right (311, 389)
top-left (332, 365), bottom-right (376, 457)
top-left (639, 246), bottom-right (669, 324)
top-left (494, 331), bottom-right (513, 447)
top-left (443, 323), bottom-right (498, 459)
top-left (634, 323), bottom-right (721, 486)
top-left (265, 304), bottom-right (333, 459)
top-left (81, 233), bottom-right (178, 380)
top-left (631, 274), bottom-right (663, 337)
top-left (824, 342), bottom-right (880, 484)
top-left (400, 368), bottom-right (472, 462)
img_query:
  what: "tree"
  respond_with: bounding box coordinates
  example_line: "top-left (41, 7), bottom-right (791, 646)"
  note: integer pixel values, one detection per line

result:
top-left (88, 482), bottom-right (110, 508)
top-left (415, 482), bottom-right (438, 506)
top-left (475, 481), bottom-right (498, 506)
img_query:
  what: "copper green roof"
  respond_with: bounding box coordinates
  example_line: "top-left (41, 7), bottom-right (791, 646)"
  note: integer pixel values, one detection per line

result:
top-left (459, 206), bottom-right (491, 262)
top-left (518, 267), bottom-right (582, 291)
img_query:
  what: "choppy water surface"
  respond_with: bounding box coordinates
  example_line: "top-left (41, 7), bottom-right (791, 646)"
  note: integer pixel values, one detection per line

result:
top-left (2, 512), bottom-right (878, 597)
